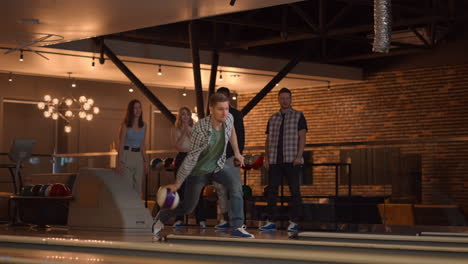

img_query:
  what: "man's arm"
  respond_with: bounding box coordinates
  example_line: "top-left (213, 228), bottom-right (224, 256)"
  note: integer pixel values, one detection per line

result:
top-left (264, 134), bottom-right (270, 169)
top-left (235, 110), bottom-right (245, 154)
top-left (167, 122), bottom-right (204, 192)
top-left (264, 119), bottom-right (270, 168)
top-left (229, 126), bottom-right (244, 167)
top-left (293, 129), bottom-right (306, 166)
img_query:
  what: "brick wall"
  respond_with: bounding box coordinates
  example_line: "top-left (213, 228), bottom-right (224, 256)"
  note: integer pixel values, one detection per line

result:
top-left (238, 64), bottom-right (468, 215)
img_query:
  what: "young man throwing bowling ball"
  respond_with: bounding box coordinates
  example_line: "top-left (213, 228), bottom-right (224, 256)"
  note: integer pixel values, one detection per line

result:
top-left (152, 93), bottom-right (254, 238)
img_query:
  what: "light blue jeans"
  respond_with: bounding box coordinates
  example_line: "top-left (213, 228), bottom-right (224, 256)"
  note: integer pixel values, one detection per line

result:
top-left (155, 166), bottom-right (244, 228)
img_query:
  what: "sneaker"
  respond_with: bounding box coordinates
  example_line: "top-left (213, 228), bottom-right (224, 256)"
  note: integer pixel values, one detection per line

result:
top-left (231, 225), bottom-right (255, 238)
top-left (259, 221), bottom-right (277, 231)
top-left (152, 220), bottom-right (164, 237)
top-left (172, 220), bottom-right (184, 228)
top-left (199, 221), bottom-right (207, 229)
top-left (287, 221), bottom-right (299, 232)
top-left (214, 220), bottom-right (230, 229)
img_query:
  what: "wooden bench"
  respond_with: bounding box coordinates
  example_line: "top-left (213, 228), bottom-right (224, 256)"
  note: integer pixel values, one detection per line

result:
top-left (378, 203), bottom-right (464, 226)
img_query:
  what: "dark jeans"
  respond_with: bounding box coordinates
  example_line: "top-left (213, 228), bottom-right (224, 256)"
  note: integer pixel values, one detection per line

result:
top-left (174, 152), bottom-right (206, 223)
top-left (264, 163), bottom-right (303, 222)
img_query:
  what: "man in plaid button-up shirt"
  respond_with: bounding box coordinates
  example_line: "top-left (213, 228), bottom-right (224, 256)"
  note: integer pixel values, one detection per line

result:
top-left (152, 93), bottom-right (255, 238)
top-left (260, 88), bottom-right (307, 232)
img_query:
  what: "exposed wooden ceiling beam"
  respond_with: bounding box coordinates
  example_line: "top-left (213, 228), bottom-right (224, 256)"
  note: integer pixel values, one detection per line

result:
top-left (225, 16), bottom-right (448, 49)
top-left (289, 3), bottom-right (319, 32)
top-left (325, 48), bottom-right (427, 63)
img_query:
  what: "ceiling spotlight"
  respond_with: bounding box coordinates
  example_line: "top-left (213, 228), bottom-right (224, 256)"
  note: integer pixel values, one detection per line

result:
top-left (8, 72), bottom-right (13, 82)
top-left (157, 64), bottom-right (162, 76)
top-left (182, 87), bottom-right (187, 97)
top-left (275, 83), bottom-right (279, 87)
top-left (68, 72), bottom-right (77, 87)
top-left (219, 70), bottom-right (223, 81)
top-left (19, 50), bottom-right (24, 62)
top-left (232, 94), bottom-right (237, 101)
top-left (129, 88), bottom-right (134, 93)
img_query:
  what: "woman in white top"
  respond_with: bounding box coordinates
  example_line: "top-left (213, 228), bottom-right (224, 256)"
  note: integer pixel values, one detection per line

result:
top-left (171, 107), bottom-right (206, 228)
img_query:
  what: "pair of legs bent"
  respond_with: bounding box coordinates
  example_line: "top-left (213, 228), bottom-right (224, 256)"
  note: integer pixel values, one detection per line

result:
top-left (153, 167), bottom-right (253, 237)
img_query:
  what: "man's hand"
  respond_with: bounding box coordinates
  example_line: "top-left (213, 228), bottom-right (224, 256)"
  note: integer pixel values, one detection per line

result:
top-left (234, 153), bottom-right (245, 168)
top-left (164, 182), bottom-right (182, 193)
top-left (293, 158), bottom-right (302, 166)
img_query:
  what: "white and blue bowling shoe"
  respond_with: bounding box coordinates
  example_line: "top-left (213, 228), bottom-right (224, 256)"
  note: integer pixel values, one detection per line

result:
top-left (152, 220), bottom-right (164, 237)
top-left (287, 221), bottom-right (299, 232)
top-left (259, 221), bottom-right (277, 231)
top-left (214, 220), bottom-right (230, 229)
top-left (199, 221), bottom-right (207, 229)
top-left (231, 225), bottom-right (255, 238)
top-left (172, 220), bottom-right (184, 228)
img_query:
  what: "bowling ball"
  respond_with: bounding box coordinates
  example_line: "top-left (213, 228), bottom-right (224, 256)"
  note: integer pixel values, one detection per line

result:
top-left (203, 185), bottom-right (218, 202)
top-left (242, 185), bottom-right (253, 199)
top-left (32, 184), bottom-right (43, 196)
top-left (164, 158), bottom-right (174, 169)
top-left (38, 184), bottom-right (50, 196)
top-left (21, 185), bottom-right (34, 196)
top-left (150, 158), bottom-right (164, 170)
top-left (252, 156), bottom-right (264, 170)
top-left (47, 183), bottom-right (72, 196)
top-left (157, 187), bottom-right (179, 210)
top-left (242, 154), bottom-right (253, 170)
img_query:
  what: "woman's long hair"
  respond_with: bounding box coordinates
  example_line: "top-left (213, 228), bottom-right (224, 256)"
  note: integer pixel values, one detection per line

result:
top-left (175, 106), bottom-right (193, 129)
top-left (123, 99), bottom-right (144, 128)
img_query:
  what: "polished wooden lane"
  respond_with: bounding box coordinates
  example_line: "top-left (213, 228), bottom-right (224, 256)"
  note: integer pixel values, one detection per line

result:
top-left (297, 231), bottom-right (468, 247)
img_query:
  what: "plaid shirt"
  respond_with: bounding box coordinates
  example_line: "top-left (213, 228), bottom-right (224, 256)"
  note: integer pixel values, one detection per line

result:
top-left (176, 113), bottom-right (234, 184)
top-left (267, 108), bottom-right (304, 164)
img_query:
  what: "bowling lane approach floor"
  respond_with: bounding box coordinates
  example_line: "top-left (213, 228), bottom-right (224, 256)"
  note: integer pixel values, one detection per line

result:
top-left (0, 224), bottom-right (294, 264)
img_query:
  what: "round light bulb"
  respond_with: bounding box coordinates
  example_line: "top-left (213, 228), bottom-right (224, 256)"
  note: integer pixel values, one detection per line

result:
top-left (79, 96), bottom-right (87, 103)
top-left (52, 98), bottom-right (59, 105)
top-left (87, 98), bottom-right (94, 105)
top-left (93, 106), bottom-right (100, 114)
top-left (65, 110), bottom-right (73, 117)
top-left (129, 88), bottom-right (134, 93)
top-left (44, 95), bottom-right (51, 102)
top-left (37, 102), bottom-right (45, 110)
top-left (48, 106), bottom-right (55, 113)
top-left (52, 113), bottom-right (59, 120)
top-left (83, 103), bottom-right (91, 110)
top-left (79, 111), bottom-right (86, 119)
top-left (86, 114), bottom-right (93, 121)
top-left (43, 111), bottom-right (51, 118)
top-left (65, 98), bottom-right (73, 106)
top-left (64, 125), bottom-right (72, 133)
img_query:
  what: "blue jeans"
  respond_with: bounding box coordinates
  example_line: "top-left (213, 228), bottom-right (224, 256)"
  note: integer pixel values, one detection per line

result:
top-left (155, 168), bottom-right (244, 228)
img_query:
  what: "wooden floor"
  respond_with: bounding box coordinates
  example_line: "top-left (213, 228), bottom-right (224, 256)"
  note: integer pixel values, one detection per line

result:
top-left (1, 223), bottom-right (468, 264)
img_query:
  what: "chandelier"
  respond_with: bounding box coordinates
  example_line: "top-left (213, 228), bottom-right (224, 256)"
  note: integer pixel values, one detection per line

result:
top-left (37, 94), bottom-right (99, 133)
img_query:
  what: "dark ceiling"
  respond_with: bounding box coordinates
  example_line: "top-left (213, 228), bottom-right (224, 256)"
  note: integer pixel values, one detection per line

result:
top-left (103, 0), bottom-right (468, 67)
